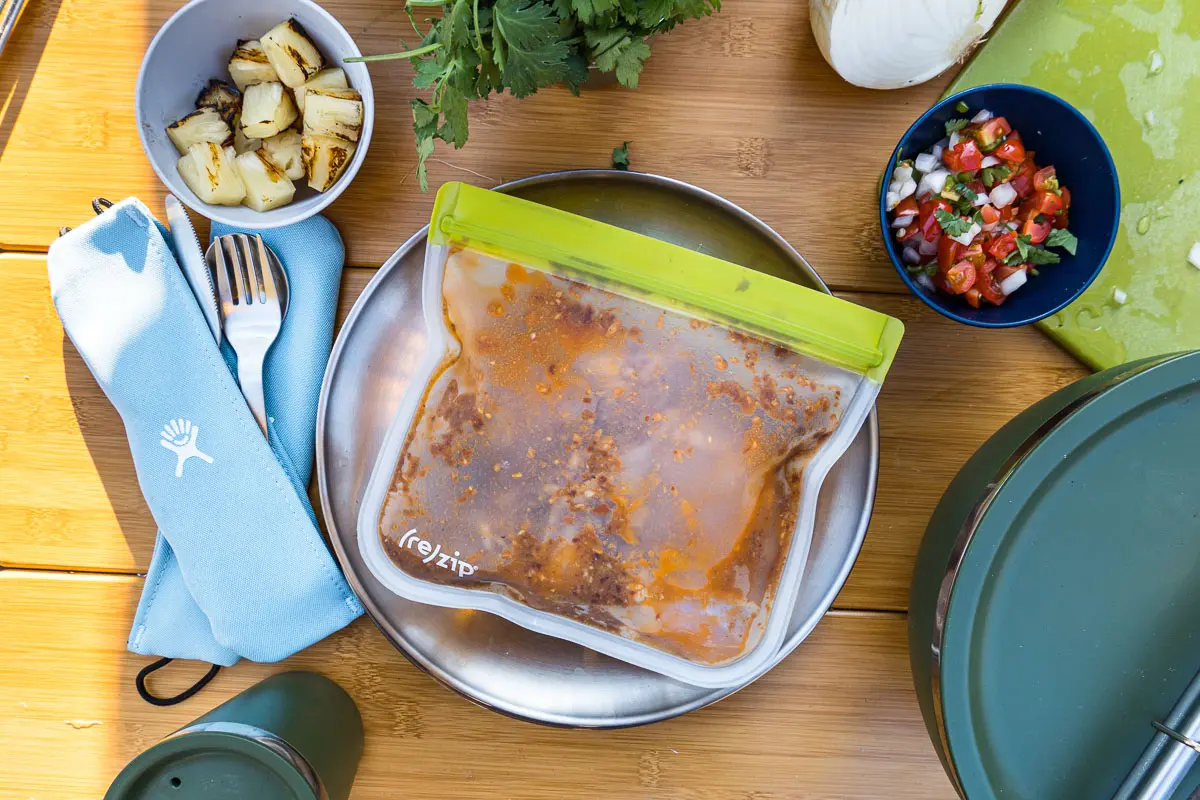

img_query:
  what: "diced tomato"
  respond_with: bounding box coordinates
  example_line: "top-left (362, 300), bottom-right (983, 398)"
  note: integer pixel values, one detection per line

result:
top-left (944, 139), bottom-right (984, 172)
top-left (1053, 208), bottom-right (1070, 230)
top-left (974, 117), bottom-right (1012, 150)
top-left (968, 179), bottom-right (987, 196)
top-left (980, 204), bottom-right (1001, 225)
top-left (900, 225), bottom-right (924, 246)
top-left (995, 134), bottom-right (1026, 165)
top-left (987, 231), bottom-right (1018, 260)
top-left (938, 236), bottom-right (965, 271)
top-left (1021, 215), bottom-right (1052, 244)
top-left (976, 262), bottom-right (1006, 305)
top-left (965, 288), bottom-right (982, 308)
top-left (894, 196), bottom-right (919, 218)
top-left (1033, 166), bottom-right (1058, 192)
top-left (964, 242), bottom-right (986, 267)
top-left (941, 260), bottom-right (976, 295)
top-left (919, 198), bottom-right (953, 241)
top-left (1060, 186), bottom-right (1071, 209)
top-left (999, 204), bottom-right (1020, 222)
top-left (993, 264), bottom-right (1024, 282)
top-left (1029, 190), bottom-right (1064, 216)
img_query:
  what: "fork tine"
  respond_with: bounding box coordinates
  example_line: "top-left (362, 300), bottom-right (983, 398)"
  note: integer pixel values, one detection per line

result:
top-left (254, 236), bottom-right (278, 305)
top-left (213, 235), bottom-right (235, 312)
top-left (230, 234), bottom-right (251, 305)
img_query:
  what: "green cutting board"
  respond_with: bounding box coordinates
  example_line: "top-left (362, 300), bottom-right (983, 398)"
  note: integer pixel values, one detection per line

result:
top-left (950, 0), bottom-right (1200, 370)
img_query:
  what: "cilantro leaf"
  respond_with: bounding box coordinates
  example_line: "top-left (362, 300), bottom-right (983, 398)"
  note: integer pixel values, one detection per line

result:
top-left (586, 28), bottom-right (652, 87)
top-left (438, 86), bottom-right (469, 148)
top-left (1024, 247), bottom-right (1062, 266)
top-left (955, 183), bottom-right (980, 204)
top-left (1045, 228), bottom-right (1078, 255)
top-left (612, 140), bottom-right (631, 170)
top-left (1005, 235), bottom-right (1061, 266)
top-left (945, 118), bottom-right (970, 136)
top-left (1015, 234), bottom-right (1033, 260)
top-left (981, 164), bottom-right (1011, 188)
top-left (935, 209), bottom-right (973, 237)
top-left (493, 0), bottom-right (573, 98)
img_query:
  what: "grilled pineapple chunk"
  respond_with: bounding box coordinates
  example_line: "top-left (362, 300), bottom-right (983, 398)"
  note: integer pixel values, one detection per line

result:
top-left (302, 89), bottom-right (363, 142)
top-left (294, 67), bottom-right (348, 115)
top-left (195, 79), bottom-right (241, 126)
top-left (241, 82), bottom-right (298, 140)
top-left (235, 148), bottom-right (296, 212)
top-left (177, 142), bottom-right (246, 206)
top-left (262, 130), bottom-right (305, 180)
top-left (260, 19), bottom-right (324, 88)
top-left (166, 108), bottom-right (232, 155)
top-left (232, 119), bottom-right (261, 155)
top-left (228, 40), bottom-right (279, 91)
top-left (302, 134), bottom-right (356, 192)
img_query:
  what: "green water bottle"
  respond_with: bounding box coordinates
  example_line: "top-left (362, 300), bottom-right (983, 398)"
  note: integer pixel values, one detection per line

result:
top-left (105, 671), bottom-right (363, 800)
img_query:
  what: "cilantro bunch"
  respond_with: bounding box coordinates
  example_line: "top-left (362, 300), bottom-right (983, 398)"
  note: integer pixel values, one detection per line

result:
top-left (347, 0), bottom-right (721, 189)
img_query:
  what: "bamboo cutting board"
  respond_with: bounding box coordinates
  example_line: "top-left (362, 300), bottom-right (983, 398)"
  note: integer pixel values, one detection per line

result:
top-left (951, 0), bottom-right (1200, 370)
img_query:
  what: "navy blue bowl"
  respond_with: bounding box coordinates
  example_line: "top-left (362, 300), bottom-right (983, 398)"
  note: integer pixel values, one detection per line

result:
top-left (880, 84), bottom-right (1120, 328)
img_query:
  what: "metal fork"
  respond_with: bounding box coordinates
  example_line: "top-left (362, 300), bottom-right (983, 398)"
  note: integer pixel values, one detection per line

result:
top-left (212, 234), bottom-right (282, 435)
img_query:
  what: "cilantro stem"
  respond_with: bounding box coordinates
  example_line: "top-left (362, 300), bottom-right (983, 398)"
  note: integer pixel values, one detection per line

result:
top-left (345, 42), bottom-right (445, 62)
top-left (405, 0), bottom-right (446, 6)
top-left (473, 0), bottom-right (484, 52)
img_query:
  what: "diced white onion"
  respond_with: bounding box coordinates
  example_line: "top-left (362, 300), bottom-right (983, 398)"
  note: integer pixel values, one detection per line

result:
top-left (899, 178), bottom-right (917, 200)
top-left (1188, 242), bottom-right (1200, 269)
top-left (949, 130), bottom-right (963, 147)
top-left (914, 152), bottom-right (940, 174)
top-left (918, 168), bottom-right (951, 198)
top-left (981, 155), bottom-right (1001, 168)
top-left (892, 164), bottom-right (914, 184)
top-left (999, 269), bottom-right (1028, 295)
top-left (918, 237), bottom-right (939, 256)
top-left (892, 214), bottom-right (916, 228)
top-left (931, 144), bottom-right (945, 162)
top-left (972, 191), bottom-right (991, 207)
top-left (915, 273), bottom-right (937, 293)
top-left (971, 109), bottom-right (993, 123)
top-left (990, 182), bottom-right (1019, 208)
top-left (1005, 221), bottom-right (1020, 232)
top-left (886, 191), bottom-right (900, 211)
top-left (1113, 287), bottom-right (1128, 305)
top-left (950, 222), bottom-right (982, 246)
top-left (982, 222), bottom-right (999, 233)
top-left (902, 246), bottom-right (921, 265)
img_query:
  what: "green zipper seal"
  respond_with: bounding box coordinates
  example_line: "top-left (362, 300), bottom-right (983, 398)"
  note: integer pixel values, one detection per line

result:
top-left (430, 182), bottom-right (904, 381)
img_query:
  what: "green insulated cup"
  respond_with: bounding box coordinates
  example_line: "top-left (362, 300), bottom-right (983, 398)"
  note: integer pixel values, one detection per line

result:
top-left (105, 672), bottom-right (363, 800)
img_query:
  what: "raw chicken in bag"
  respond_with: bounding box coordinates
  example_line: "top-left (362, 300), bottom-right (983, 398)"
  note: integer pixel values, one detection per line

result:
top-left (358, 183), bottom-right (903, 687)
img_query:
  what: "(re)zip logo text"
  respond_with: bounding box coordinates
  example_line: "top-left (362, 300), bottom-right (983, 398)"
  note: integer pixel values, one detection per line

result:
top-left (397, 529), bottom-right (477, 577)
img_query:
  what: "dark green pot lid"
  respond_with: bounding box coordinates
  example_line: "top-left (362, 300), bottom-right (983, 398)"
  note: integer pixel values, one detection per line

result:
top-left (943, 352), bottom-right (1200, 798)
top-left (105, 731), bottom-right (317, 800)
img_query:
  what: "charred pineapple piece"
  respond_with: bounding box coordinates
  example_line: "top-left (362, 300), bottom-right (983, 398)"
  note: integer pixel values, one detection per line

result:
top-left (241, 81), bottom-right (298, 140)
top-left (228, 39), bottom-right (279, 91)
top-left (177, 141), bottom-right (246, 206)
top-left (260, 19), bottom-right (324, 88)
top-left (194, 79), bottom-right (241, 126)
top-left (302, 88), bottom-right (363, 142)
top-left (235, 148), bottom-right (296, 212)
top-left (166, 108), bottom-right (232, 155)
top-left (261, 129), bottom-right (305, 180)
top-left (302, 134), bottom-right (356, 192)
top-left (294, 67), bottom-right (348, 115)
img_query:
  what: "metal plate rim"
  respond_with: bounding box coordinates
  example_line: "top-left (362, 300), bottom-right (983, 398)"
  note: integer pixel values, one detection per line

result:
top-left (316, 169), bottom-right (879, 727)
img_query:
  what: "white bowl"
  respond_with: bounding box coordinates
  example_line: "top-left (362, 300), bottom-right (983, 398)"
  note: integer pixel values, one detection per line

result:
top-left (136, 0), bottom-right (373, 228)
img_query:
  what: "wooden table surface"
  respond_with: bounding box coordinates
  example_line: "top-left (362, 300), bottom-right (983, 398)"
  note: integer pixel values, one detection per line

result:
top-left (0, 0), bottom-right (1088, 797)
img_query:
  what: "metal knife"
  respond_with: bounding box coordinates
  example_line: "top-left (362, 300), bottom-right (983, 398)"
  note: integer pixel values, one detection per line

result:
top-left (165, 194), bottom-right (221, 343)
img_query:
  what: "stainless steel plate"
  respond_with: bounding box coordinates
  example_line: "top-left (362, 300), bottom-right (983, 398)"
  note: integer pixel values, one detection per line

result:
top-left (316, 170), bottom-right (878, 727)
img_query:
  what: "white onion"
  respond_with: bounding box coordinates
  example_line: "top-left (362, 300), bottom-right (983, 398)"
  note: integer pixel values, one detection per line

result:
top-left (950, 222), bottom-right (982, 246)
top-left (982, 222), bottom-right (999, 233)
top-left (915, 273), bottom-right (937, 292)
top-left (972, 191), bottom-right (991, 207)
top-left (1189, 242), bottom-right (1200, 269)
top-left (810, 0), bottom-right (1009, 89)
top-left (902, 246), bottom-right (921, 265)
top-left (999, 269), bottom-right (1028, 295)
top-left (1112, 287), bottom-right (1128, 305)
top-left (886, 191), bottom-right (900, 211)
top-left (918, 168), bottom-right (951, 198)
top-left (892, 214), bottom-right (916, 228)
top-left (949, 130), bottom-right (963, 148)
top-left (971, 109), bottom-right (994, 123)
top-left (990, 182), bottom-right (1019, 208)
top-left (981, 155), bottom-right (1001, 168)
top-left (892, 163), bottom-right (914, 184)
top-left (918, 237), bottom-right (939, 256)
top-left (914, 152), bottom-right (940, 174)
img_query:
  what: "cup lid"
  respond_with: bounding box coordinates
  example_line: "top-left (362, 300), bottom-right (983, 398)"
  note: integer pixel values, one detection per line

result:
top-left (105, 730), bottom-right (320, 800)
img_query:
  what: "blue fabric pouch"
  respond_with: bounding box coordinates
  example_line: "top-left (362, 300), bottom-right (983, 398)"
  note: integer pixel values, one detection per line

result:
top-left (48, 198), bottom-right (362, 666)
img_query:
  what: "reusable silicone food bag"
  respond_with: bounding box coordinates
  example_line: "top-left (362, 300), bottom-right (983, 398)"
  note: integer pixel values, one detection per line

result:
top-left (357, 183), bottom-right (904, 688)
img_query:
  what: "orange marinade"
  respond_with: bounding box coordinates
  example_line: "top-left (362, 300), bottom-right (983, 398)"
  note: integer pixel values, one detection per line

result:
top-left (379, 248), bottom-right (845, 666)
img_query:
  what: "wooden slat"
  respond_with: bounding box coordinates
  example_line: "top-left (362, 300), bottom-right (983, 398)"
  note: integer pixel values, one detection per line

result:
top-left (0, 0), bottom-right (950, 292)
top-left (0, 570), bottom-right (955, 799)
top-left (0, 254), bottom-right (1087, 609)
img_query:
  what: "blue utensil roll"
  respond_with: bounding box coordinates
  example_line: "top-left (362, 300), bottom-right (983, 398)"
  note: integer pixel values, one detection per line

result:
top-left (48, 198), bottom-right (362, 666)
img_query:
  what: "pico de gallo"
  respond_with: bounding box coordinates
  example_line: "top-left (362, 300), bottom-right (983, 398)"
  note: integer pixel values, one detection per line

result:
top-left (886, 106), bottom-right (1079, 308)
